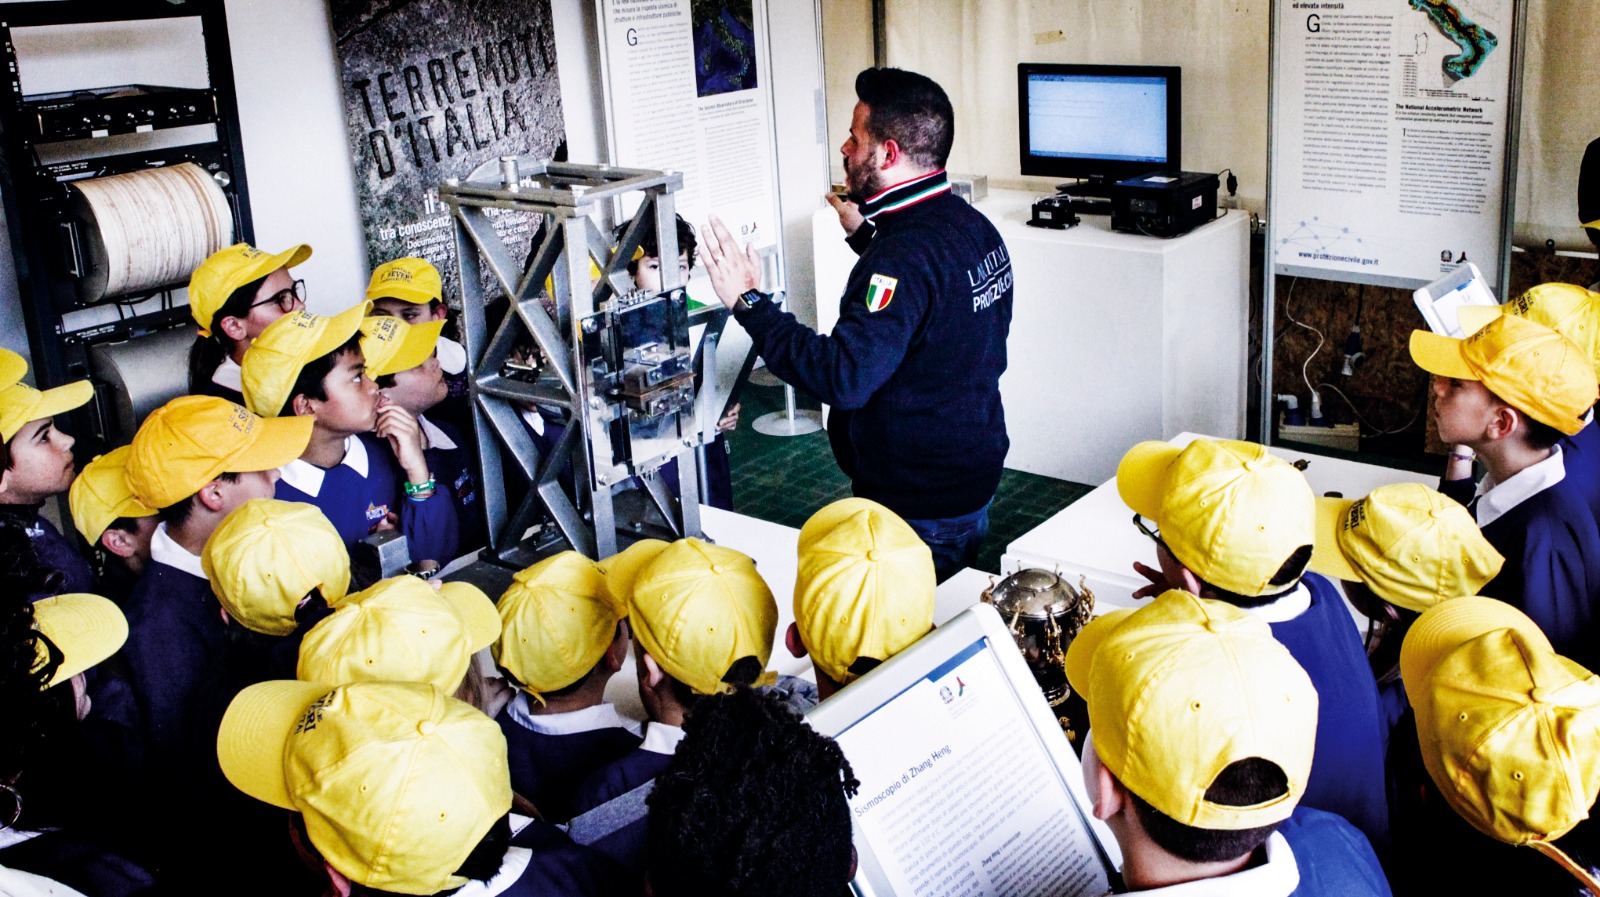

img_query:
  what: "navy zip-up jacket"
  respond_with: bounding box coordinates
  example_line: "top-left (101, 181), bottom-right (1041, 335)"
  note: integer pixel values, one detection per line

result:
top-left (733, 171), bottom-right (1012, 519)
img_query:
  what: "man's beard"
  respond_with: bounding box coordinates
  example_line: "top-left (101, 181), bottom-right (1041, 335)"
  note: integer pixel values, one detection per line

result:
top-left (844, 155), bottom-right (884, 204)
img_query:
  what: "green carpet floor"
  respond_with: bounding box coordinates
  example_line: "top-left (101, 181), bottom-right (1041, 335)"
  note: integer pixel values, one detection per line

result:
top-left (725, 380), bottom-right (1093, 574)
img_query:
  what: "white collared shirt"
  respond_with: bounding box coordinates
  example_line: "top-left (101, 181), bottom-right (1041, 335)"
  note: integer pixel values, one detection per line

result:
top-left (1114, 832), bottom-right (1299, 897)
top-left (149, 522), bottom-right (206, 579)
top-left (519, 407), bottom-right (546, 437)
top-left (1240, 582), bottom-right (1312, 625)
top-left (1475, 444), bottom-right (1566, 528)
top-left (212, 355), bottom-right (242, 393)
top-left (277, 435), bottom-right (369, 498)
top-left (419, 413), bottom-right (458, 451)
top-left (502, 696), bottom-right (641, 738)
top-left (639, 721), bottom-right (686, 756)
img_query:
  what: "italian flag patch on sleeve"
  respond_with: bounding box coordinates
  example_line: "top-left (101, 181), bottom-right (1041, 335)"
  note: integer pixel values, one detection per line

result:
top-left (865, 274), bottom-right (898, 312)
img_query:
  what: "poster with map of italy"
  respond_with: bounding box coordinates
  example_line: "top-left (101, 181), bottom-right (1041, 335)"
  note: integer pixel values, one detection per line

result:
top-left (598, 0), bottom-right (783, 299)
top-left (1270, 0), bottom-right (1515, 288)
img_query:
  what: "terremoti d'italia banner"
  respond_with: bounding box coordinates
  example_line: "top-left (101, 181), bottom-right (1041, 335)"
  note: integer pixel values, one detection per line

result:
top-left (331, 0), bottom-right (567, 300)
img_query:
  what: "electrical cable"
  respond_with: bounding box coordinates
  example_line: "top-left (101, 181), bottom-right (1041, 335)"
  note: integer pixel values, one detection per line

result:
top-left (1314, 382), bottom-right (1425, 436)
top-left (1279, 276), bottom-right (1324, 401)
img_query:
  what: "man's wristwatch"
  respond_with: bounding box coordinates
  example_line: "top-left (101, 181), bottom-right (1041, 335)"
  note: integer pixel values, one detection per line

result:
top-left (737, 289), bottom-right (768, 311)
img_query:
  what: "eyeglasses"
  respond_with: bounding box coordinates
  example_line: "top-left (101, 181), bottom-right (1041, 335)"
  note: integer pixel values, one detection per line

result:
top-left (248, 279), bottom-right (307, 314)
top-left (1131, 513), bottom-right (1163, 546)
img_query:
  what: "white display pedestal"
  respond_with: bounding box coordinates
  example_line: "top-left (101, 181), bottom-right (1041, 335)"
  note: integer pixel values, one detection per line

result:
top-left (812, 190), bottom-right (1251, 484)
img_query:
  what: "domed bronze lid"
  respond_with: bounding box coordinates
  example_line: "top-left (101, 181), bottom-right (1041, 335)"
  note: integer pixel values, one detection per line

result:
top-left (984, 568), bottom-right (1088, 620)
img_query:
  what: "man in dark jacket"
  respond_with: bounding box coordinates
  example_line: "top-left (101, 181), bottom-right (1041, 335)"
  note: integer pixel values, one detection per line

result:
top-left (703, 67), bottom-right (1013, 581)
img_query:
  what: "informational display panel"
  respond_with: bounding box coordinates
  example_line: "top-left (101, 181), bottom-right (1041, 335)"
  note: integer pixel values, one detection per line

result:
top-left (331, 0), bottom-right (567, 298)
top-left (597, 0), bottom-right (784, 294)
top-left (1269, 0), bottom-right (1519, 288)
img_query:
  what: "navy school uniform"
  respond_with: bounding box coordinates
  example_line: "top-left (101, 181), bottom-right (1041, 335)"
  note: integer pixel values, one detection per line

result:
top-left (0, 829), bottom-right (156, 897)
top-left (421, 413), bottom-right (486, 554)
top-left (1441, 448), bottom-right (1600, 671)
top-left (0, 504), bottom-right (96, 597)
top-left (485, 816), bottom-right (638, 896)
top-left (1280, 806), bottom-right (1393, 897)
top-left (568, 722), bottom-right (681, 872)
top-left (1558, 414), bottom-right (1600, 521)
top-left (274, 432), bottom-right (458, 566)
top-left (495, 696), bottom-right (642, 822)
top-left (1265, 574), bottom-right (1390, 852)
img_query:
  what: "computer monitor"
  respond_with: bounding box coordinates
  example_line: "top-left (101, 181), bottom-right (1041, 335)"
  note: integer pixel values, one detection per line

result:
top-left (1018, 63), bottom-right (1181, 190)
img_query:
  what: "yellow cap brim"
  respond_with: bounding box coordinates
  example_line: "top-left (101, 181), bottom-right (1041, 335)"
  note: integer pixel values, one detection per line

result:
top-left (217, 679), bottom-right (333, 810)
top-left (366, 319), bottom-right (445, 378)
top-left (1456, 305), bottom-right (1504, 336)
top-left (1307, 496), bottom-right (1362, 583)
top-left (33, 593), bottom-right (127, 688)
top-left (1064, 606), bottom-right (1136, 698)
top-left (309, 302), bottom-right (373, 365)
top-left (1, 380), bottom-right (95, 442)
top-left (1401, 597), bottom-right (1550, 708)
top-left (1584, 220), bottom-right (1600, 230)
top-left (1409, 330), bottom-right (1477, 380)
top-left (1116, 441), bottom-right (1180, 519)
top-left (438, 581), bottom-right (502, 652)
top-left (222, 414), bottom-right (314, 475)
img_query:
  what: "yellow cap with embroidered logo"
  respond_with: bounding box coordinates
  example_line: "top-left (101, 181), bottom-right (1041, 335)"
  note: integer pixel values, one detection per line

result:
top-left (1117, 438), bottom-right (1315, 598)
top-left (631, 538), bottom-right (777, 696)
top-left (1065, 589), bottom-right (1318, 830)
top-left (189, 242), bottom-right (312, 337)
top-left (794, 498), bottom-right (935, 684)
top-left (597, 539), bottom-right (671, 605)
top-left (366, 257), bottom-right (442, 306)
top-left (359, 315), bottom-right (445, 379)
top-left (68, 445), bottom-right (156, 544)
top-left (217, 680), bottom-right (511, 895)
top-left (241, 302), bottom-right (371, 417)
top-left (1401, 597), bottom-right (1600, 887)
top-left (202, 499), bottom-right (351, 637)
top-left (494, 551), bottom-right (623, 697)
top-left (1457, 283), bottom-right (1600, 377)
top-left (32, 593), bottom-right (127, 689)
top-left (1410, 314), bottom-right (1598, 436)
top-left (1310, 483), bottom-right (1503, 614)
top-left (125, 395), bottom-right (312, 509)
top-left (296, 576), bottom-right (500, 691)
top-left (0, 379), bottom-right (93, 443)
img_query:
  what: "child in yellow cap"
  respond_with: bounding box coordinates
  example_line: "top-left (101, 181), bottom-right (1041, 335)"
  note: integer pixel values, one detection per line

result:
top-left (365, 256), bottom-right (470, 383)
top-left (492, 551), bottom-right (639, 821)
top-left (789, 497), bottom-right (935, 700)
top-left (1118, 437), bottom-right (1389, 850)
top-left (217, 679), bottom-right (628, 896)
top-left (0, 346), bottom-right (98, 596)
top-left (244, 304), bottom-right (458, 570)
top-left (185, 241), bottom-right (311, 403)
top-left (569, 538), bottom-right (776, 867)
top-left (1410, 313), bottom-right (1600, 670)
top-left (1066, 590), bottom-right (1389, 895)
top-left (1399, 597), bottom-right (1600, 894)
top-left (67, 445), bottom-right (158, 602)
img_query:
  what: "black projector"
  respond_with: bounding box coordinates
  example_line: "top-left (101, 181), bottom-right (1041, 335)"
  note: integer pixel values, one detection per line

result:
top-left (1110, 171), bottom-right (1219, 238)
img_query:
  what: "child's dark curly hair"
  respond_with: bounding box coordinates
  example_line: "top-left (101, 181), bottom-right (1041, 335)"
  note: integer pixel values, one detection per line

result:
top-left (645, 687), bottom-right (860, 897)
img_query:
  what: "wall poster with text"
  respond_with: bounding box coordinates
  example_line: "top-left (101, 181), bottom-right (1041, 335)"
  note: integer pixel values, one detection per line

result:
top-left (332, 0), bottom-right (567, 301)
top-left (1269, 0), bottom-right (1519, 288)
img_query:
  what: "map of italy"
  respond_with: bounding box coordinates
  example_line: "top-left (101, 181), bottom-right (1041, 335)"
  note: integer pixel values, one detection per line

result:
top-left (1409, 0), bottom-right (1498, 81)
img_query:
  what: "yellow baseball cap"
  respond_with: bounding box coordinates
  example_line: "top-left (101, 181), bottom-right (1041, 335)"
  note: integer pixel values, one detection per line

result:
top-left (631, 538), bottom-right (777, 696)
top-left (0, 379), bottom-right (93, 443)
top-left (1457, 283), bottom-right (1600, 377)
top-left (366, 257), bottom-right (442, 306)
top-left (189, 242), bottom-right (312, 337)
top-left (494, 551), bottom-right (624, 697)
top-left (794, 498), bottom-right (935, 684)
top-left (0, 347), bottom-right (27, 388)
top-left (1117, 438), bottom-right (1315, 597)
top-left (296, 576), bottom-right (501, 691)
top-left (359, 316), bottom-right (445, 379)
top-left (240, 302), bottom-right (371, 417)
top-left (125, 396), bottom-right (311, 509)
top-left (202, 499), bottom-right (351, 636)
top-left (1410, 314), bottom-right (1598, 436)
top-left (68, 445), bottom-right (156, 544)
top-left (32, 593), bottom-right (127, 689)
top-left (217, 679), bottom-right (511, 894)
top-left (1401, 598), bottom-right (1600, 888)
top-left (1065, 589), bottom-right (1318, 830)
top-left (596, 539), bottom-right (671, 605)
top-left (1310, 483), bottom-right (1503, 614)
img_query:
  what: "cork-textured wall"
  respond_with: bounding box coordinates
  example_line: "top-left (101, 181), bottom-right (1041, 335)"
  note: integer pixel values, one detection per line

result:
top-left (1267, 251), bottom-right (1600, 459)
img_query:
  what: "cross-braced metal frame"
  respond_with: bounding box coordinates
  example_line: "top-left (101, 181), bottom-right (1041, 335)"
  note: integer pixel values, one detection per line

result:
top-left (443, 157), bottom-right (731, 563)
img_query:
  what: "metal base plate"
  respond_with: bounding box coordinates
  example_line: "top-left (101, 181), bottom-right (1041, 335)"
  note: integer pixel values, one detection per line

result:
top-left (753, 409), bottom-right (823, 437)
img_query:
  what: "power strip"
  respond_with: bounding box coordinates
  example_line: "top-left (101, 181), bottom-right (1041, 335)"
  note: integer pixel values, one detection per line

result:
top-left (1279, 416), bottom-right (1360, 452)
